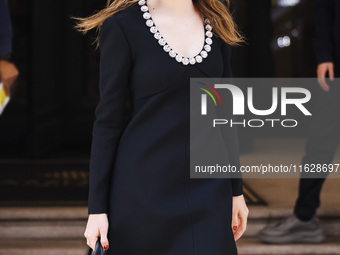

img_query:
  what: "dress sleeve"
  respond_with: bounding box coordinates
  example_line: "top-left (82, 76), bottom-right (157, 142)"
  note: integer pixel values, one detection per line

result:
top-left (220, 39), bottom-right (243, 197)
top-left (313, 0), bottom-right (334, 64)
top-left (88, 17), bottom-right (132, 214)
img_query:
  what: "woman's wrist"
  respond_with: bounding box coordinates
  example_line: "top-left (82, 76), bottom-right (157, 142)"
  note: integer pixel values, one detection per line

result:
top-left (233, 194), bottom-right (244, 198)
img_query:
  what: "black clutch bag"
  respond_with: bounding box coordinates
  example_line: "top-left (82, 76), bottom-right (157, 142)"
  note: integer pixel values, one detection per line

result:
top-left (86, 236), bottom-right (106, 255)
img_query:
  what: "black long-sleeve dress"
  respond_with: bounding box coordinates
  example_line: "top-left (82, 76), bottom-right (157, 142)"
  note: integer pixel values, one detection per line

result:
top-left (87, 1), bottom-right (243, 254)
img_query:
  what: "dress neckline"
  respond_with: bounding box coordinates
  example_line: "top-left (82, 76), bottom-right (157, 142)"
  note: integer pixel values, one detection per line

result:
top-left (138, 0), bottom-right (213, 66)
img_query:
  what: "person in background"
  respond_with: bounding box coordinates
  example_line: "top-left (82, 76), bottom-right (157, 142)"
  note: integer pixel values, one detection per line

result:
top-left (0, 0), bottom-right (19, 97)
top-left (259, 0), bottom-right (340, 244)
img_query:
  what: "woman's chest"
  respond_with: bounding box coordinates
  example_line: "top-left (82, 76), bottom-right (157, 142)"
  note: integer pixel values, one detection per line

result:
top-left (127, 32), bottom-right (225, 100)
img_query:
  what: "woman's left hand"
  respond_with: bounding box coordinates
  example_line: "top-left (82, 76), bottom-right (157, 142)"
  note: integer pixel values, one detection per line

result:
top-left (231, 194), bottom-right (249, 241)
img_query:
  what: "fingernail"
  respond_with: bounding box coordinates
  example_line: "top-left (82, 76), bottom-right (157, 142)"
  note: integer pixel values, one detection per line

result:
top-left (104, 245), bottom-right (108, 250)
top-left (233, 226), bottom-right (237, 231)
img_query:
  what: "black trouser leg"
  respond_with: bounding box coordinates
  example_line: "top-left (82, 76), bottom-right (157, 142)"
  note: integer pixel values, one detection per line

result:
top-left (294, 78), bottom-right (340, 221)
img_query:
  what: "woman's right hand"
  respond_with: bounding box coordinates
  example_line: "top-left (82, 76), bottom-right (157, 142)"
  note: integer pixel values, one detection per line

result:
top-left (84, 213), bottom-right (109, 251)
top-left (317, 62), bottom-right (334, 92)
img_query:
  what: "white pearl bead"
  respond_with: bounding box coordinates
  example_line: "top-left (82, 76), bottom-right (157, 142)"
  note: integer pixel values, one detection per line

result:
top-left (204, 44), bottom-right (211, 52)
top-left (154, 32), bottom-right (161, 40)
top-left (205, 38), bottom-right (212, 45)
top-left (163, 45), bottom-right (171, 52)
top-left (146, 20), bottom-right (153, 27)
top-left (169, 50), bottom-right (176, 58)
top-left (200, 50), bottom-right (208, 58)
top-left (195, 55), bottom-right (203, 63)
top-left (182, 58), bottom-right (189, 65)
top-left (138, 0), bottom-right (145, 6)
top-left (150, 26), bottom-right (157, 33)
top-left (205, 24), bottom-right (212, 31)
top-left (189, 57), bottom-right (196, 65)
top-left (143, 12), bottom-right (150, 19)
top-left (206, 31), bottom-right (213, 38)
top-left (175, 55), bottom-right (183, 62)
top-left (158, 38), bottom-right (166, 46)
top-left (141, 5), bottom-right (148, 12)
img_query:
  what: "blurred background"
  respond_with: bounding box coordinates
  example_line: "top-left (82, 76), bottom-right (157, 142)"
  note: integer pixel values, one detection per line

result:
top-left (0, 0), bottom-right (339, 254)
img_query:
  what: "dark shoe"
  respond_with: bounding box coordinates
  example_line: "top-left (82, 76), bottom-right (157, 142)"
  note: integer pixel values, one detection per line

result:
top-left (258, 214), bottom-right (325, 244)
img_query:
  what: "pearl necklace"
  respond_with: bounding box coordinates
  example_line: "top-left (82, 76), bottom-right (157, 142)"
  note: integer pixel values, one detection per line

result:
top-left (138, 0), bottom-right (213, 66)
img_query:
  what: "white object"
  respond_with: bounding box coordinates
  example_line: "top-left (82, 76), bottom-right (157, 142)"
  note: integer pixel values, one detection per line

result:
top-left (139, 0), bottom-right (213, 65)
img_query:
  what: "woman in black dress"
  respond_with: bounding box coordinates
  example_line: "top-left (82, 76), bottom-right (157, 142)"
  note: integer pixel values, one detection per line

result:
top-left (75, 0), bottom-right (249, 254)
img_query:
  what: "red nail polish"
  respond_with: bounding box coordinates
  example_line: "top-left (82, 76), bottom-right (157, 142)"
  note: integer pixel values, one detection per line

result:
top-left (233, 226), bottom-right (237, 231)
top-left (104, 245), bottom-right (108, 250)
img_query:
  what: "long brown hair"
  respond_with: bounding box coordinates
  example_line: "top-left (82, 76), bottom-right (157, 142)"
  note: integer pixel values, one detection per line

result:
top-left (73, 0), bottom-right (244, 49)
